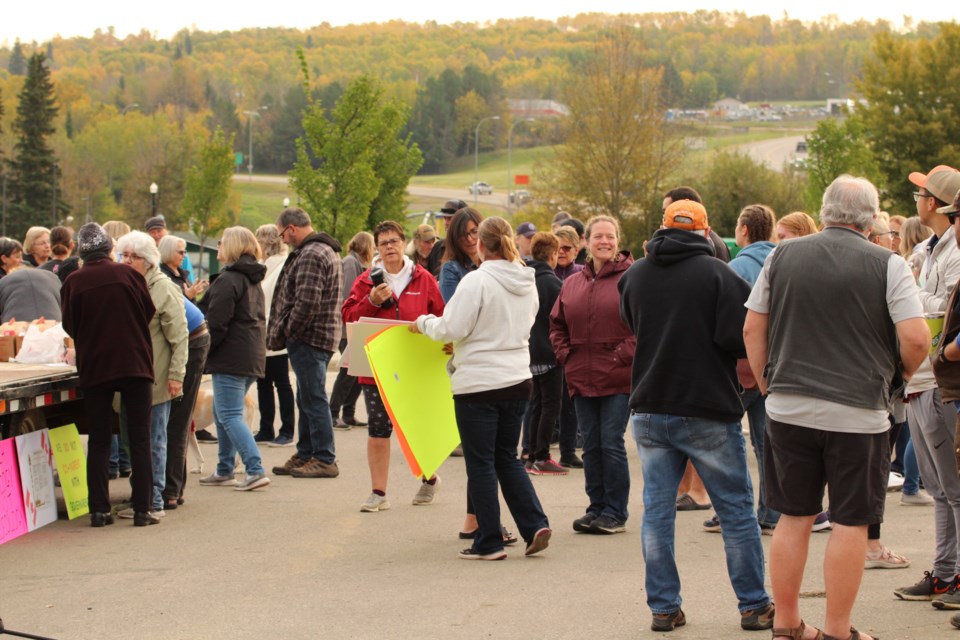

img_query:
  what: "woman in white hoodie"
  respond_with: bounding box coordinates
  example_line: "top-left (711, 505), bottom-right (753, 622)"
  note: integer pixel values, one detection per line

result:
top-left (413, 217), bottom-right (552, 561)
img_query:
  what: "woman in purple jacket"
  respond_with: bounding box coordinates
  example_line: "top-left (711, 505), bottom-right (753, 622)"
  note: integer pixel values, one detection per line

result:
top-left (550, 215), bottom-right (635, 535)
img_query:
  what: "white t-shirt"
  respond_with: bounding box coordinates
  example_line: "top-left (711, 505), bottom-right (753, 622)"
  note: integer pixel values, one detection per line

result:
top-left (746, 249), bottom-right (923, 434)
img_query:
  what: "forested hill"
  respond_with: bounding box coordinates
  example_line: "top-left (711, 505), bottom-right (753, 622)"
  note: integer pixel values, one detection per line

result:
top-left (2, 12), bottom-right (940, 109)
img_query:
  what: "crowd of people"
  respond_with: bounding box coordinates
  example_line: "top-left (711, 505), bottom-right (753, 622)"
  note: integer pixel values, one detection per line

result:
top-left (4, 164), bottom-right (960, 635)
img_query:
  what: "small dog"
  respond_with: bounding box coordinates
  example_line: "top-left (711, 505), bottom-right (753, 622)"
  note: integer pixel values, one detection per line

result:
top-left (188, 382), bottom-right (258, 474)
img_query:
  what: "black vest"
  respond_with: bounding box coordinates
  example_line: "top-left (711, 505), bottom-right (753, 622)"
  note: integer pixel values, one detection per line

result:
top-left (766, 226), bottom-right (900, 411)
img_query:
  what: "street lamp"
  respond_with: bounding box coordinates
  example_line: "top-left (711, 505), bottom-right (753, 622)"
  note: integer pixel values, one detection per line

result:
top-left (282, 197), bottom-right (290, 208)
top-left (243, 106), bottom-right (268, 181)
top-left (150, 182), bottom-right (158, 217)
top-left (506, 117), bottom-right (536, 215)
top-left (473, 115), bottom-right (500, 204)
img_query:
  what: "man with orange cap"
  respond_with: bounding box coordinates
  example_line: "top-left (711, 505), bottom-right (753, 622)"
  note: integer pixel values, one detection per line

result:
top-left (618, 199), bottom-right (773, 633)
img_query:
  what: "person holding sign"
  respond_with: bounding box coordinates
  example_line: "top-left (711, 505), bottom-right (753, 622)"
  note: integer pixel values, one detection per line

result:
top-left (342, 221), bottom-right (445, 512)
top-left (413, 217), bottom-right (551, 561)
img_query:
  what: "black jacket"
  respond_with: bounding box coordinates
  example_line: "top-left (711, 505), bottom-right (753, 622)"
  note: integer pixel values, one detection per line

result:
top-left (527, 259), bottom-right (562, 367)
top-left (618, 228), bottom-right (751, 422)
top-left (199, 254), bottom-right (266, 378)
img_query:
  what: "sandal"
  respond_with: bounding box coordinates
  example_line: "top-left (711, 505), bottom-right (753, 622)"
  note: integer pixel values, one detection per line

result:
top-left (676, 493), bottom-right (711, 511)
top-left (773, 620), bottom-right (824, 640)
top-left (458, 524), bottom-right (518, 546)
top-left (822, 628), bottom-right (878, 640)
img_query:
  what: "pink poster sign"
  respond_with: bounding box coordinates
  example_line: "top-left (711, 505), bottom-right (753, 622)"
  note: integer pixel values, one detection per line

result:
top-left (0, 438), bottom-right (28, 545)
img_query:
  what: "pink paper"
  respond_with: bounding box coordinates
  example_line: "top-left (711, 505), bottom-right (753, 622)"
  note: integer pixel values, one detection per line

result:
top-left (0, 439), bottom-right (28, 545)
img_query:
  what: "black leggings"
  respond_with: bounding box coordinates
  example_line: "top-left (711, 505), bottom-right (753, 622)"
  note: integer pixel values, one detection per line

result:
top-left (84, 378), bottom-right (153, 513)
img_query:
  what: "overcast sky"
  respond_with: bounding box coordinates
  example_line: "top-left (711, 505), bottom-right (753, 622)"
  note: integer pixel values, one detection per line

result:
top-left (3, 2), bottom-right (957, 45)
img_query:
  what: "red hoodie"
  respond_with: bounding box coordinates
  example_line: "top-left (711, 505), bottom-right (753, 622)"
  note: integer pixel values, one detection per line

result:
top-left (342, 262), bottom-right (445, 385)
top-left (549, 251), bottom-right (635, 397)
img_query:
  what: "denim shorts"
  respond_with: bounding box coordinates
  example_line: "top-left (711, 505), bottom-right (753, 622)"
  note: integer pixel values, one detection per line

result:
top-left (764, 417), bottom-right (889, 526)
top-left (362, 384), bottom-right (393, 439)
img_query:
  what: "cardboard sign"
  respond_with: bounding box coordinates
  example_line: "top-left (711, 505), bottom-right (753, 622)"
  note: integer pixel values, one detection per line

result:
top-left (365, 325), bottom-right (459, 480)
top-left (49, 424), bottom-right (89, 520)
top-left (15, 430), bottom-right (57, 531)
top-left (0, 439), bottom-right (28, 545)
top-left (347, 318), bottom-right (411, 378)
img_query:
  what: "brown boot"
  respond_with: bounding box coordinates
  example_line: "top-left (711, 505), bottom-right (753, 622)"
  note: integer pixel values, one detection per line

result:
top-left (272, 454), bottom-right (308, 476)
top-left (290, 459), bottom-right (340, 478)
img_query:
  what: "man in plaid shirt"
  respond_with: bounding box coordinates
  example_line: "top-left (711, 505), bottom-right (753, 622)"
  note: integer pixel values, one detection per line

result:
top-left (267, 207), bottom-right (344, 478)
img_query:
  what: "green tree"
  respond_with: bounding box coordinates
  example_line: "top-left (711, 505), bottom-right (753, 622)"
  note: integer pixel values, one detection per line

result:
top-left (687, 150), bottom-right (807, 235)
top-left (7, 40), bottom-right (26, 76)
top-left (7, 53), bottom-right (66, 238)
top-left (856, 25), bottom-right (960, 213)
top-left (544, 24), bottom-right (686, 241)
top-left (180, 126), bottom-right (236, 271)
top-left (290, 70), bottom-right (421, 243)
top-left (803, 117), bottom-right (882, 212)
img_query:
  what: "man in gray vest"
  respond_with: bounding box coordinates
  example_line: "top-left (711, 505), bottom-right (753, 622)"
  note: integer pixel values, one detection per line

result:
top-left (743, 175), bottom-right (929, 640)
top-left (894, 165), bottom-right (960, 606)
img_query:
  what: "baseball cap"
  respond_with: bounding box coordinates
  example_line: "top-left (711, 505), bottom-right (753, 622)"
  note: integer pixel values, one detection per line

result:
top-left (414, 224), bottom-right (437, 242)
top-left (909, 165), bottom-right (960, 204)
top-left (663, 199), bottom-right (710, 232)
top-left (440, 200), bottom-right (467, 215)
top-left (937, 192), bottom-right (960, 215)
top-left (516, 222), bottom-right (537, 238)
top-left (560, 218), bottom-right (584, 238)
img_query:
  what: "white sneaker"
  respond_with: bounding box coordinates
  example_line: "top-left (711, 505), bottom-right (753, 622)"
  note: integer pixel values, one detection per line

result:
top-left (199, 473), bottom-right (238, 486)
top-left (887, 471), bottom-right (904, 492)
top-left (360, 493), bottom-right (390, 512)
top-left (412, 477), bottom-right (440, 505)
top-left (900, 491), bottom-right (934, 506)
top-left (234, 473), bottom-right (270, 491)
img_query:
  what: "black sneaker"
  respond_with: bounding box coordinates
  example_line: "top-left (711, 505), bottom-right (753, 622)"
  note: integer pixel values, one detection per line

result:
top-left (651, 608), bottom-right (685, 632)
top-left (195, 430), bottom-right (218, 443)
top-left (894, 571), bottom-right (954, 601)
top-left (703, 514), bottom-right (721, 533)
top-left (590, 515), bottom-right (626, 534)
top-left (573, 513), bottom-right (597, 533)
top-left (559, 453), bottom-right (584, 468)
top-left (458, 547), bottom-right (506, 561)
top-left (933, 579), bottom-right (960, 609)
top-left (253, 431), bottom-right (275, 443)
top-left (343, 416), bottom-right (368, 427)
top-left (740, 602), bottom-right (775, 630)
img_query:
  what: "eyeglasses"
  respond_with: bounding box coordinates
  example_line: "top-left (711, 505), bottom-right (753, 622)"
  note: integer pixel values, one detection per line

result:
top-left (464, 229), bottom-right (479, 239)
top-left (121, 253), bottom-right (144, 261)
top-left (378, 238), bottom-right (403, 249)
top-left (914, 192), bottom-right (933, 202)
top-left (558, 245), bottom-right (576, 252)
top-left (890, 231), bottom-right (900, 238)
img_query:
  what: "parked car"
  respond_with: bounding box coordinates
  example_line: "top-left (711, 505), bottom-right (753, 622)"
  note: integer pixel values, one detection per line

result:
top-left (468, 181), bottom-right (494, 195)
top-left (796, 140), bottom-right (808, 153)
top-left (509, 189), bottom-right (532, 205)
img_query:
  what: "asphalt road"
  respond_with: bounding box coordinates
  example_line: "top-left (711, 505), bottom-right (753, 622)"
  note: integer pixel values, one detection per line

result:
top-left (0, 365), bottom-right (950, 640)
top-left (735, 135), bottom-right (807, 171)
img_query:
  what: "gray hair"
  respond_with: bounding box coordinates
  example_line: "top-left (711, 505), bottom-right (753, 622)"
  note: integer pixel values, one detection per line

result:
top-left (116, 231), bottom-right (161, 270)
top-left (158, 234), bottom-right (186, 264)
top-left (255, 224), bottom-right (287, 259)
top-left (276, 207), bottom-right (311, 228)
top-left (820, 175), bottom-right (879, 232)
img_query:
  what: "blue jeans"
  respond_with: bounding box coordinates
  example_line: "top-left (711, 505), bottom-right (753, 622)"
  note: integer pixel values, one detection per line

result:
top-left (455, 397), bottom-right (549, 554)
top-left (150, 400), bottom-right (172, 511)
top-left (741, 388), bottom-right (781, 527)
top-left (632, 413), bottom-right (770, 615)
top-left (573, 394), bottom-right (631, 522)
top-left (109, 434), bottom-right (131, 474)
top-left (286, 340), bottom-right (336, 464)
top-left (213, 374), bottom-right (264, 477)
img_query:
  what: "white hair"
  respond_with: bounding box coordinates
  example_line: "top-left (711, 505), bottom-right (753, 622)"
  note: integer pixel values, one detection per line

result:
top-left (820, 175), bottom-right (879, 232)
top-left (116, 231), bottom-right (161, 270)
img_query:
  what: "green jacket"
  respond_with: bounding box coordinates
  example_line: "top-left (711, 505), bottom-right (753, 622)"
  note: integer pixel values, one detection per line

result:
top-left (145, 266), bottom-right (188, 405)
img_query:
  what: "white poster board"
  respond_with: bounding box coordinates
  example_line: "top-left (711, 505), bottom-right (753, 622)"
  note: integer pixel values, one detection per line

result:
top-left (346, 318), bottom-right (412, 378)
top-left (15, 429), bottom-right (57, 531)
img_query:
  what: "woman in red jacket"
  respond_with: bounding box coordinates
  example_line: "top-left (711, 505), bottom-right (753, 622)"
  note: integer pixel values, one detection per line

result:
top-left (342, 220), bottom-right (445, 512)
top-left (550, 215), bottom-right (635, 535)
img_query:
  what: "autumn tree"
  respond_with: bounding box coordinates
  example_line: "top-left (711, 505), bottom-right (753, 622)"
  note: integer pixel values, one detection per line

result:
top-left (180, 126), bottom-right (236, 271)
top-left (544, 24), bottom-right (686, 240)
top-left (856, 24), bottom-right (960, 214)
top-left (7, 53), bottom-right (67, 238)
top-left (7, 40), bottom-right (26, 76)
top-left (290, 64), bottom-right (422, 243)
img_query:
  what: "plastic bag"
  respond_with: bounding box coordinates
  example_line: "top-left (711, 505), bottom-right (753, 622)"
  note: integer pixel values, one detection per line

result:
top-left (13, 323), bottom-right (69, 364)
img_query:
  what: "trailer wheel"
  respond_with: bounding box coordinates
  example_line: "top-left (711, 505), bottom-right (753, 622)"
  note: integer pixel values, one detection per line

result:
top-left (9, 409), bottom-right (47, 436)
